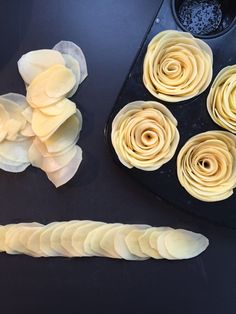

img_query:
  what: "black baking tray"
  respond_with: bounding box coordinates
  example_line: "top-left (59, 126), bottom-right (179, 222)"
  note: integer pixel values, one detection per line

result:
top-left (106, 0), bottom-right (236, 228)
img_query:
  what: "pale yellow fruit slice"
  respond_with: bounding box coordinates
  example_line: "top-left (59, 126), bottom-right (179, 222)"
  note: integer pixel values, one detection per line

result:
top-left (0, 104), bottom-right (9, 142)
top-left (0, 155), bottom-right (30, 173)
top-left (21, 106), bottom-right (33, 123)
top-left (53, 41), bottom-right (88, 83)
top-left (2, 93), bottom-right (29, 110)
top-left (100, 224), bottom-right (124, 258)
top-left (164, 229), bottom-right (209, 259)
top-left (6, 223), bottom-right (41, 255)
top-left (44, 110), bottom-right (82, 154)
top-left (62, 54), bottom-right (81, 97)
top-left (125, 228), bottom-right (150, 258)
top-left (139, 227), bottom-right (171, 259)
top-left (27, 227), bottom-right (46, 257)
top-left (50, 222), bottom-right (71, 256)
top-left (20, 123), bottom-right (35, 137)
top-left (39, 99), bottom-right (73, 116)
top-left (31, 99), bottom-right (76, 138)
top-left (157, 230), bottom-right (176, 259)
top-left (20, 225), bottom-right (43, 256)
top-left (85, 223), bottom-right (120, 256)
top-left (27, 65), bottom-right (76, 108)
top-left (40, 222), bottom-right (61, 256)
top-left (0, 139), bottom-right (32, 163)
top-left (18, 49), bottom-right (65, 84)
top-left (29, 141), bottom-right (77, 173)
top-left (46, 145), bottom-right (82, 187)
top-left (72, 221), bottom-right (104, 256)
top-left (0, 224), bottom-right (14, 252)
top-left (61, 220), bottom-right (89, 256)
top-left (114, 225), bottom-right (149, 260)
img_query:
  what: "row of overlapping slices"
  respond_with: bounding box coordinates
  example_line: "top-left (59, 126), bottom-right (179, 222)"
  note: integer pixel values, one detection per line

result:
top-left (0, 41), bottom-right (87, 187)
top-left (0, 220), bottom-right (209, 259)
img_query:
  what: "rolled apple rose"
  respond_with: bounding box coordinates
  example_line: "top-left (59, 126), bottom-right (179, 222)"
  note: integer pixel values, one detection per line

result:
top-left (143, 30), bottom-right (213, 102)
top-left (111, 101), bottom-right (179, 170)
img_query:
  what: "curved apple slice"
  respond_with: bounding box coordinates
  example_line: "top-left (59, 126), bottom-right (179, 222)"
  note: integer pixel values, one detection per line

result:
top-left (50, 222), bottom-right (71, 256)
top-left (18, 49), bottom-right (65, 84)
top-left (2, 93), bottom-right (29, 110)
top-left (62, 54), bottom-right (81, 97)
top-left (27, 65), bottom-right (76, 108)
top-left (31, 99), bottom-right (76, 138)
top-left (72, 221), bottom-right (104, 256)
top-left (100, 224), bottom-right (124, 258)
top-left (46, 145), bottom-right (82, 187)
top-left (44, 111), bottom-right (81, 154)
top-left (164, 229), bottom-right (209, 259)
top-left (157, 230), bottom-right (176, 260)
top-left (53, 41), bottom-right (88, 84)
top-left (125, 228), bottom-right (149, 259)
top-left (114, 225), bottom-right (149, 260)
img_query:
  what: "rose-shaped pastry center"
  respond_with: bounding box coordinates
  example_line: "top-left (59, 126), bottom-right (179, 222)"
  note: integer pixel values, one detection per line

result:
top-left (143, 30), bottom-right (213, 102)
top-left (111, 101), bottom-right (180, 171)
top-left (207, 65), bottom-right (236, 133)
top-left (177, 131), bottom-right (236, 202)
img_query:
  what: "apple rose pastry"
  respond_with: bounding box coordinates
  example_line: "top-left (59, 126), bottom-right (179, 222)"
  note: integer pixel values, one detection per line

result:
top-left (143, 30), bottom-right (213, 102)
top-left (177, 131), bottom-right (236, 202)
top-left (111, 101), bottom-right (180, 171)
top-left (207, 65), bottom-right (236, 133)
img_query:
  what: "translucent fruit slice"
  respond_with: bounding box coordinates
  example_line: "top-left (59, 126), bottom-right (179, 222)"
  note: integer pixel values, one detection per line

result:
top-left (157, 230), bottom-right (176, 260)
top-left (72, 221), bottom-right (104, 256)
top-left (100, 224), bottom-right (124, 258)
top-left (46, 145), bottom-right (82, 187)
top-left (164, 229), bottom-right (209, 259)
top-left (31, 99), bottom-right (76, 138)
top-left (27, 65), bottom-right (76, 108)
top-left (18, 49), bottom-right (65, 84)
top-left (125, 228), bottom-right (150, 258)
top-left (53, 41), bottom-right (88, 83)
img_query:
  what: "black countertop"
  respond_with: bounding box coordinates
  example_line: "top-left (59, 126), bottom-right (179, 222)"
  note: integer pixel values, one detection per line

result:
top-left (0, 1), bottom-right (235, 313)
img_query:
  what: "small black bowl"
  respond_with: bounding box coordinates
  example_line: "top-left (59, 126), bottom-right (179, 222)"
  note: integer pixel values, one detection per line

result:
top-left (172, 0), bottom-right (236, 38)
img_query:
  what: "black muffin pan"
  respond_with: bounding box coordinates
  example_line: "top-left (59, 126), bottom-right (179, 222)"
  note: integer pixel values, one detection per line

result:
top-left (106, 0), bottom-right (236, 228)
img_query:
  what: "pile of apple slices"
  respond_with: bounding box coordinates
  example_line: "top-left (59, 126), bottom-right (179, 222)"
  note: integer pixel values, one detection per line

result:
top-left (0, 220), bottom-right (209, 260)
top-left (0, 41), bottom-right (87, 187)
top-left (0, 93), bottom-right (34, 172)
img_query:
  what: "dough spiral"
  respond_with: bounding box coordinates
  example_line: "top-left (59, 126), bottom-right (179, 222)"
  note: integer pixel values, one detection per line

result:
top-left (143, 30), bottom-right (213, 102)
top-left (207, 65), bottom-right (236, 133)
top-left (177, 131), bottom-right (236, 202)
top-left (111, 101), bottom-right (180, 171)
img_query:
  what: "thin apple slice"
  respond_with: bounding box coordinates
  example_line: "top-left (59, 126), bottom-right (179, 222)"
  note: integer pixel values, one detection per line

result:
top-left (46, 145), bottom-right (82, 187)
top-left (61, 220), bottom-right (86, 256)
top-left (53, 41), bottom-right (88, 84)
top-left (114, 225), bottom-right (149, 260)
top-left (50, 222), bottom-right (71, 256)
top-left (21, 107), bottom-right (33, 123)
top-left (72, 221), bottom-right (104, 256)
top-left (125, 228), bottom-right (150, 259)
top-left (0, 155), bottom-right (30, 173)
top-left (157, 230), bottom-right (176, 260)
top-left (85, 223), bottom-right (120, 256)
top-left (40, 222), bottom-right (61, 256)
top-left (62, 54), bottom-right (81, 97)
top-left (27, 65), bottom-right (76, 108)
top-left (27, 227), bottom-right (45, 257)
top-left (139, 227), bottom-right (169, 259)
top-left (164, 229), bottom-right (209, 259)
top-left (18, 49), bottom-right (65, 84)
top-left (31, 99), bottom-right (76, 138)
top-left (44, 111), bottom-right (81, 154)
top-left (100, 224), bottom-right (124, 258)
top-left (0, 139), bottom-right (32, 163)
top-left (20, 224), bottom-right (43, 256)
top-left (2, 93), bottom-right (29, 110)
top-left (0, 224), bottom-right (15, 252)
top-left (6, 223), bottom-right (41, 255)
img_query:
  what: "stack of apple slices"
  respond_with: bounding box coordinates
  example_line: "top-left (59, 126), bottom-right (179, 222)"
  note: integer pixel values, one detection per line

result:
top-left (0, 220), bottom-right (209, 260)
top-left (17, 41), bottom-right (87, 187)
top-left (0, 93), bottom-right (34, 172)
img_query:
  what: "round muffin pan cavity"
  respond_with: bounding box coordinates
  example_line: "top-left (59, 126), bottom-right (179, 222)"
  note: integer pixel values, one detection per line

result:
top-left (105, 0), bottom-right (236, 228)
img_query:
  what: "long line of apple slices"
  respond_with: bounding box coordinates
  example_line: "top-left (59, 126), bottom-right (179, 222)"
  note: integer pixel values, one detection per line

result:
top-left (0, 220), bottom-right (209, 260)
